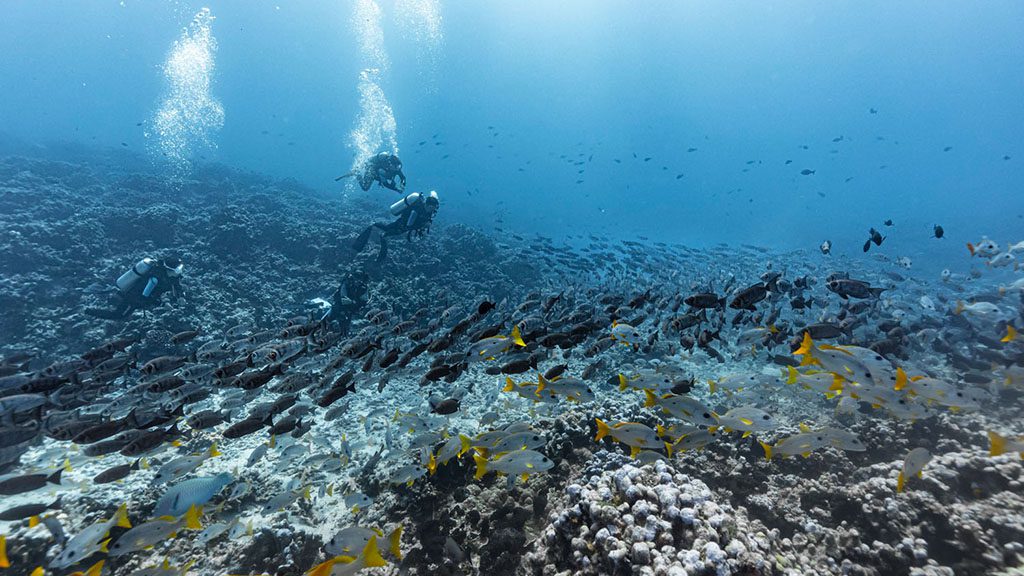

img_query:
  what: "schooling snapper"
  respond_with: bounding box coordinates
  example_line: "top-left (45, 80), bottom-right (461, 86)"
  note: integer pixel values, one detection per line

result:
top-left (0, 2), bottom-right (1022, 576)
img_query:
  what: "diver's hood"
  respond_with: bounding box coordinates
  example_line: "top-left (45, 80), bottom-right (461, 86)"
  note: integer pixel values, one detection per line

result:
top-left (166, 263), bottom-right (184, 277)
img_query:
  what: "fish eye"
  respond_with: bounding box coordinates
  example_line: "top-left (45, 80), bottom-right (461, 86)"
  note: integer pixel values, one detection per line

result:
top-left (762, 415), bottom-right (770, 420)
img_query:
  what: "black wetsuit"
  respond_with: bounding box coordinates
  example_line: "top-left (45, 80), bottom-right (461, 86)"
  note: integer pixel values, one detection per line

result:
top-left (85, 265), bottom-right (183, 320)
top-left (353, 199), bottom-right (436, 262)
top-left (320, 280), bottom-right (368, 335)
top-left (358, 152), bottom-right (406, 192)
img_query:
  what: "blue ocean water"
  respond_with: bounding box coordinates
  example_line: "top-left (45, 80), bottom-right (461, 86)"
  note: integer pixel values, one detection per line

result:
top-left (2, 4), bottom-right (1024, 575)
top-left (2, 1), bottom-right (1021, 269)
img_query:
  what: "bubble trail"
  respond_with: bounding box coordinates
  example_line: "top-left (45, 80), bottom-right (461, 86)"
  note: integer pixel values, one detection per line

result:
top-left (150, 7), bottom-right (224, 181)
top-left (348, 0), bottom-right (399, 176)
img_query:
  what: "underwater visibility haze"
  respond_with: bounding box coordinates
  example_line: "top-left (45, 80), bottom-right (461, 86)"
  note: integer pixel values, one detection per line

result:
top-left (1, 1), bottom-right (1024, 575)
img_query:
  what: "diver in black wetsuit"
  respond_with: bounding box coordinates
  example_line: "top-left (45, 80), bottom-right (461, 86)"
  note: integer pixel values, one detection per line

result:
top-left (353, 190), bottom-right (439, 263)
top-left (336, 151), bottom-right (407, 192)
top-left (320, 269), bottom-right (370, 335)
top-left (85, 257), bottom-right (185, 320)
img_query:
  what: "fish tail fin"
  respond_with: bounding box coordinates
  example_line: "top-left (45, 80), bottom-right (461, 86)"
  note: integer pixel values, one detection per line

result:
top-left (795, 332), bottom-right (814, 356)
top-left (643, 389), bottom-right (657, 407)
top-left (536, 375), bottom-right (547, 395)
top-left (99, 538), bottom-right (110, 553)
top-left (427, 452), bottom-right (437, 476)
top-left (0, 536), bottom-right (9, 569)
top-left (85, 560), bottom-right (105, 576)
top-left (989, 431), bottom-right (1007, 456)
top-left (114, 503), bottom-right (132, 528)
top-left (967, 242), bottom-right (976, 256)
top-left (209, 443), bottom-right (222, 458)
top-left (472, 453), bottom-right (488, 480)
top-left (502, 377), bottom-right (515, 392)
top-left (896, 471), bottom-right (905, 493)
top-left (47, 468), bottom-right (63, 485)
top-left (388, 525), bottom-right (403, 560)
top-left (594, 418), bottom-right (611, 442)
top-left (458, 434), bottom-right (472, 457)
top-left (664, 441), bottom-right (674, 458)
top-left (510, 325), bottom-right (526, 347)
top-left (617, 374), bottom-right (628, 391)
top-left (1002, 325), bottom-right (1018, 343)
top-left (759, 441), bottom-right (773, 461)
top-left (955, 300), bottom-right (964, 315)
top-left (707, 380), bottom-right (717, 395)
top-left (785, 366), bottom-right (798, 385)
top-left (306, 558), bottom-right (338, 576)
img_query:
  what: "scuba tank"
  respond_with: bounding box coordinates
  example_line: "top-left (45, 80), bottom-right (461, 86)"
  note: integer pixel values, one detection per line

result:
top-left (116, 258), bottom-right (156, 293)
top-left (389, 192), bottom-right (422, 216)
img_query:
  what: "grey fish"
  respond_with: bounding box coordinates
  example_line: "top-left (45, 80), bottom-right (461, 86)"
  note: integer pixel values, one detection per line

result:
top-left (153, 472), bottom-right (232, 517)
top-left (0, 495), bottom-right (62, 521)
top-left (0, 468), bottom-right (63, 495)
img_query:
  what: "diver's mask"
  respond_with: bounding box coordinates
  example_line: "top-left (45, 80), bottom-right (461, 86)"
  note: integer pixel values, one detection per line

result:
top-left (164, 259), bottom-right (184, 277)
top-left (425, 190), bottom-right (440, 214)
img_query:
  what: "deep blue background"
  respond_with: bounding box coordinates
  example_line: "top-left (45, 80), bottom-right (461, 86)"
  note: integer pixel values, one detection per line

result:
top-left (2, 1), bottom-right (1022, 271)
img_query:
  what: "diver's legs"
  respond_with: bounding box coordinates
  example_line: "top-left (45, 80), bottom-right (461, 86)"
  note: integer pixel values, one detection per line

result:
top-left (353, 225), bottom-right (379, 252)
top-left (358, 170), bottom-right (374, 191)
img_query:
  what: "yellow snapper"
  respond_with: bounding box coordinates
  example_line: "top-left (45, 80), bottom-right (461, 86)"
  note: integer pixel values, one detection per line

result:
top-left (594, 419), bottom-right (667, 457)
top-left (897, 448), bottom-right (932, 492)
top-left (305, 535), bottom-right (387, 576)
top-left (108, 505), bottom-right (202, 557)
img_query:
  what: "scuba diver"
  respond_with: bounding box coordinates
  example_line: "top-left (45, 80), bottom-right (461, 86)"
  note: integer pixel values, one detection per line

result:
top-left (319, 269), bottom-right (370, 335)
top-left (353, 190), bottom-right (440, 263)
top-left (335, 151), bottom-right (406, 193)
top-left (85, 257), bottom-right (184, 320)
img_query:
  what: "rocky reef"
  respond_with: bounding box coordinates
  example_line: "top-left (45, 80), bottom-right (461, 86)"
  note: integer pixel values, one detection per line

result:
top-left (0, 148), bottom-right (1022, 576)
